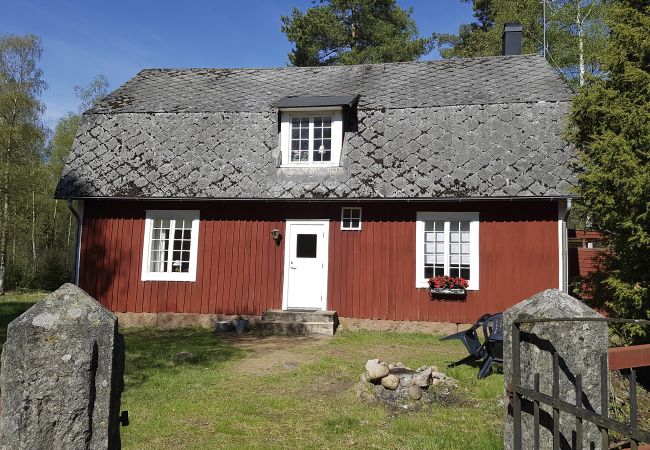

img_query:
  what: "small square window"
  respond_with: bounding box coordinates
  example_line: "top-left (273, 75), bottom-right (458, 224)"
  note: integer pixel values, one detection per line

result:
top-left (341, 207), bottom-right (362, 230)
top-left (296, 234), bottom-right (318, 258)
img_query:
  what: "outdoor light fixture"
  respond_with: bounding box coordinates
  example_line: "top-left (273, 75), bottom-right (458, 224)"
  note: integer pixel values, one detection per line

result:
top-left (271, 228), bottom-right (282, 244)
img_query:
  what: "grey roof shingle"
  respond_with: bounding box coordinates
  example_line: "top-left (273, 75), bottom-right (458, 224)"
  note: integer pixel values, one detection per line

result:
top-left (56, 54), bottom-right (577, 200)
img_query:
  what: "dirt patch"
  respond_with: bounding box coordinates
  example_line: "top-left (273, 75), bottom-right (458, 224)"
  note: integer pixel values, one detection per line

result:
top-left (221, 334), bottom-right (330, 374)
top-left (338, 318), bottom-right (471, 335)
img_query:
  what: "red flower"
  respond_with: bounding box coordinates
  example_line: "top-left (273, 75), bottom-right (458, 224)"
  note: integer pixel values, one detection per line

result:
top-left (429, 275), bottom-right (468, 290)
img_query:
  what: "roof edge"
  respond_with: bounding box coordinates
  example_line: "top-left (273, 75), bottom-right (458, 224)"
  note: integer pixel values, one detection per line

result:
top-left (133, 53), bottom-right (546, 73)
top-left (55, 195), bottom-right (577, 202)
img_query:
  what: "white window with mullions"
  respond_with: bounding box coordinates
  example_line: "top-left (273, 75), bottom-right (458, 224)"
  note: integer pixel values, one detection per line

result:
top-left (341, 207), bottom-right (362, 230)
top-left (290, 115), bottom-right (332, 163)
top-left (141, 210), bottom-right (200, 282)
top-left (312, 116), bottom-right (332, 162)
top-left (280, 109), bottom-right (343, 167)
top-left (416, 212), bottom-right (479, 290)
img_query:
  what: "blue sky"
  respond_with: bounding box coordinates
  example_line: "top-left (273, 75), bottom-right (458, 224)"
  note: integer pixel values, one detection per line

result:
top-left (2, 1), bottom-right (474, 126)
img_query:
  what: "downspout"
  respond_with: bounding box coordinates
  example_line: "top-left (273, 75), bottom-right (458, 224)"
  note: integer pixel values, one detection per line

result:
top-left (67, 199), bottom-right (82, 285)
top-left (561, 198), bottom-right (572, 293)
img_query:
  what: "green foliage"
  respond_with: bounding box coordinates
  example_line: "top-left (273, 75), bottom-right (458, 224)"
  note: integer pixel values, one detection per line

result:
top-left (438, 0), bottom-right (544, 57)
top-left (0, 34), bottom-right (109, 292)
top-left (439, 0), bottom-right (609, 86)
top-left (281, 0), bottom-right (434, 66)
top-left (0, 291), bottom-right (41, 344)
top-left (568, 0), bottom-right (650, 343)
top-left (49, 113), bottom-right (80, 175)
top-left (0, 35), bottom-right (49, 293)
top-left (73, 74), bottom-right (109, 113)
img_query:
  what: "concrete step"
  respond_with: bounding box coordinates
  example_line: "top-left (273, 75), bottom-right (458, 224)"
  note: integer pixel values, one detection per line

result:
top-left (261, 309), bottom-right (338, 324)
top-left (254, 320), bottom-right (335, 336)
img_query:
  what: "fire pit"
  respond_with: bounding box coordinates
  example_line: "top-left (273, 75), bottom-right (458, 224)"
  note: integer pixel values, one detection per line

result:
top-left (355, 359), bottom-right (458, 410)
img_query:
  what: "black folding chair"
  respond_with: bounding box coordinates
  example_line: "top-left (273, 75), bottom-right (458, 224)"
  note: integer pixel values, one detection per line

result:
top-left (477, 313), bottom-right (504, 379)
top-left (442, 313), bottom-right (492, 367)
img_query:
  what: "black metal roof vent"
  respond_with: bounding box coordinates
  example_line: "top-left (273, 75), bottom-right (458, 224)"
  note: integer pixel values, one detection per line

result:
top-left (502, 22), bottom-right (523, 56)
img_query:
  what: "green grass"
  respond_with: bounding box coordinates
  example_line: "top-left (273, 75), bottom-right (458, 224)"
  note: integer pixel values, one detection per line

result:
top-left (0, 293), bottom-right (504, 449)
top-left (0, 291), bottom-right (44, 343)
top-left (120, 329), bottom-right (504, 449)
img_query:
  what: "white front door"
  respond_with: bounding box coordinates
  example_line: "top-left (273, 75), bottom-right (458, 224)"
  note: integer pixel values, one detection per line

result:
top-left (283, 220), bottom-right (329, 310)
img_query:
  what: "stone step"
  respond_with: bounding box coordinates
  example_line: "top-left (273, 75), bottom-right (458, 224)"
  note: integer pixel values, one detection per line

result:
top-left (261, 309), bottom-right (338, 324)
top-left (254, 320), bottom-right (335, 336)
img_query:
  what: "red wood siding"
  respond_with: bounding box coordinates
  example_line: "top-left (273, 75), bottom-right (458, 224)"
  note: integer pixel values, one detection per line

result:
top-left (79, 200), bottom-right (559, 324)
top-left (568, 248), bottom-right (603, 279)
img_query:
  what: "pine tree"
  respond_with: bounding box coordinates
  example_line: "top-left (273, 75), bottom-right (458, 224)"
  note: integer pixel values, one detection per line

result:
top-left (568, 0), bottom-right (650, 343)
top-left (281, 0), bottom-right (434, 66)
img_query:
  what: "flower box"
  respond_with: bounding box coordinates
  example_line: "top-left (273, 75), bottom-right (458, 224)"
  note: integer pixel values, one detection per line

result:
top-left (430, 287), bottom-right (466, 295)
top-left (428, 275), bottom-right (469, 297)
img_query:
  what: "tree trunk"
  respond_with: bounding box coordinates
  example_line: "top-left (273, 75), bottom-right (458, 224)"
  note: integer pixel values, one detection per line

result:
top-left (32, 189), bottom-right (36, 268)
top-left (11, 208), bottom-right (15, 264)
top-left (0, 161), bottom-right (8, 295)
top-left (0, 96), bottom-right (18, 296)
top-left (350, 6), bottom-right (358, 52)
top-left (51, 199), bottom-right (57, 251)
top-left (67, 213), bottom-right (72, 248)
top-left (577, 3), bottom-right (585, 86)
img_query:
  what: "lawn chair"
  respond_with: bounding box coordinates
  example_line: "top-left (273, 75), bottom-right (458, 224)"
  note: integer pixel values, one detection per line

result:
top-left (441, 313), bottom-right (492, 367)
top-left (477, 313), bottom-right (504, 379)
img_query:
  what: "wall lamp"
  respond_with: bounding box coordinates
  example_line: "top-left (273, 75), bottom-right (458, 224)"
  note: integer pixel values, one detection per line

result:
top-left (271, 228), bottom-right (282, 245)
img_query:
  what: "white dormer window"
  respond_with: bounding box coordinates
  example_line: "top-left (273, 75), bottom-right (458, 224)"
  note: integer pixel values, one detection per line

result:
top-left (280, 108), bottom-right (343, 167)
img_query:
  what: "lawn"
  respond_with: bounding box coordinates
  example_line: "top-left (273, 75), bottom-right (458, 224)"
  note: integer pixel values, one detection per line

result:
top-left (0, 293), bottom-right (505, 449)
top-left (0, 291), bottom-right (44, 343)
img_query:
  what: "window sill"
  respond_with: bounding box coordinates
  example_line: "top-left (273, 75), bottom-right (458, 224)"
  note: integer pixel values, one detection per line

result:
top-left (142, 273), bottom-right (196, 282)
top-left (416, 282), bottom-right (478, 291)
top-left (280, 163), bottom-right (340, 169)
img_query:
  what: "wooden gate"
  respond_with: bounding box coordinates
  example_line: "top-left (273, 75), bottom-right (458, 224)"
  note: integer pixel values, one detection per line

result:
top-left (507, 317), bottom-right (650, 450)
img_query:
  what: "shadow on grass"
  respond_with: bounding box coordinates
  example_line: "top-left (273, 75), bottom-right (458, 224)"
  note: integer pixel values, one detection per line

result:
top-left (123, 328), bottom-right (246, 390)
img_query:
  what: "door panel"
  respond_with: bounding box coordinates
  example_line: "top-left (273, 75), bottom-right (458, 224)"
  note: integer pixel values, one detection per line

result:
top-left (284, 221), bottom-right (329, 310)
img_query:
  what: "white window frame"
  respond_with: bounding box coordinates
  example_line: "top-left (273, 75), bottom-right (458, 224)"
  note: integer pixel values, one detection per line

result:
top-left (141, 210), bottom-right (200, 282)
top-left (415, 212), bottom-right (480, 290)
top-left (280, 107), bottom-right (343, 167)
top-left (341, 207), bottom-right (362, 231)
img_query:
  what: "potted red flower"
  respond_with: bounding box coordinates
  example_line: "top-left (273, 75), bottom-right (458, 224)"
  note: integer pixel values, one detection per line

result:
top-left (429, 275), bottom-right (469, 295)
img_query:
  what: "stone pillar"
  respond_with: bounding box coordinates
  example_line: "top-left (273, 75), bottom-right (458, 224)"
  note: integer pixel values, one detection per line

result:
top-left (0, 283), bottom-right (125, 449)
top-left (503, 289), bottom-right (607, 450)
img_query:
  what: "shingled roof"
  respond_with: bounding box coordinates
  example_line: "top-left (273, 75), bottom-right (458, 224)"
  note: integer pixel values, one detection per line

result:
top-left (55, 54), bottom-right (576, 200)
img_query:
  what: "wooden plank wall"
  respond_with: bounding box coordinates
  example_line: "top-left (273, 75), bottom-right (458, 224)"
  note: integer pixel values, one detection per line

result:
top-left (327, 202), bottom-right (559, 322)
top-left (79, 200), bottom-right (559, 324)
top-left (568, 248), bottom-right (603, 279)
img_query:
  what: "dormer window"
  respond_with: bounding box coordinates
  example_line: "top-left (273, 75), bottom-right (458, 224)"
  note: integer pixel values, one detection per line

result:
top-left (276, 95), bottom-right (358, 168)
top-left (290, 115), bottom-right (334, 163)
top-left (281, 109), bottom-right (342, 166)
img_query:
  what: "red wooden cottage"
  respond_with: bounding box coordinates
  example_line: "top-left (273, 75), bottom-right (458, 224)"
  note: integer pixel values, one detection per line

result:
top-left (55, 32), bottom-right (576, 329)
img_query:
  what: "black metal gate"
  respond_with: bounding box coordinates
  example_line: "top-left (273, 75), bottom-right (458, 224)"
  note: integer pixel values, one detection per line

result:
top-left (507, 317), bottom-right (650, 450)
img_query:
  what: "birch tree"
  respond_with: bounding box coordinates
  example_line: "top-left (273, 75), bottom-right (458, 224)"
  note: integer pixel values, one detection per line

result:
top-left (545, 0), bottom-right (609, 85)
top-left (0, 35), bottom-right (46, 294)
top-left (438, 0), bottom-right (609, 87)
